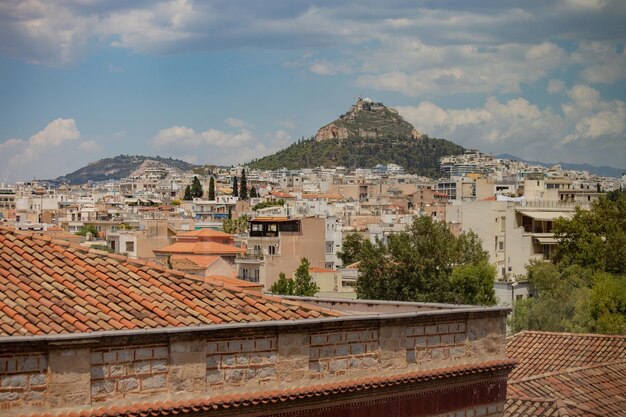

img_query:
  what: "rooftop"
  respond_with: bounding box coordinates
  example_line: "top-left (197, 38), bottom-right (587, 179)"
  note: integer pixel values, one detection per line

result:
top-left (0, 227), bottom-right (338, 337)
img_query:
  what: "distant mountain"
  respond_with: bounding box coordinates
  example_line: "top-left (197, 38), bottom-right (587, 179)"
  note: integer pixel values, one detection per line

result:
top-left (497, 154), bottom-right (625, 178)
top-left (249, 98), bottom-right (464, 176)
top-left (56, 155), bottom-right (197, 184)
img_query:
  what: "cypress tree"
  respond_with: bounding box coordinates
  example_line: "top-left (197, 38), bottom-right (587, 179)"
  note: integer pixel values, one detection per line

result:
top-left (250, 186), bottom-right (258, 198)
top-left (183, 185), bottom-right (192, 201)
top-left (239, 169), bottom-right (248, 200)
top-left (208, 177), bottom-right (215, 200)
top-left (191, 176), bottom-right (203, 198)
top-left (232, 177), bottom-right (239, 197)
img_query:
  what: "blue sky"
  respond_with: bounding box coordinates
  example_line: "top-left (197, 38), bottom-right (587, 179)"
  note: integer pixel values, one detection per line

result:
top-left (0, 0), bottom-right (625, 182)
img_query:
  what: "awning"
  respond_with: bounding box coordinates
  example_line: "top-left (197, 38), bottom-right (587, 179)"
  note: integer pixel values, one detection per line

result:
top-left (535, 237), bottom-right (559, 244)
top-left (517, 210), bottom-right (573, 221)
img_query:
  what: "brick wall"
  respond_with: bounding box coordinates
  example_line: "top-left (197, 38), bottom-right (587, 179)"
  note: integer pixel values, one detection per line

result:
top-left (0, 353), bottom-right (47, 410)
top-left (0, 310), bottom-right (508, 415)
top-left (206, 335), bottom-right (277, 389)
top-left (90, 344), bottom-right (169, 402)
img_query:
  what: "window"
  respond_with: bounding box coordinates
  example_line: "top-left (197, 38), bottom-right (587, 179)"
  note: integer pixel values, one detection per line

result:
top-left (125, 241), bottom-right (134, 252)
top-left (499, 241), bottom-right (504, 251)
top-left (325, 262), bottom-right (334, 269)
top-left (325, 241), bottom-right (334, 254)
top-left (242, 268), bottom-right (249, 279)
top-left (252, 269), bottom-right (260, 282)
top-left (110, 241), bottom-right (116, 251)
top-left (268, 245), bottom-right (277, 255)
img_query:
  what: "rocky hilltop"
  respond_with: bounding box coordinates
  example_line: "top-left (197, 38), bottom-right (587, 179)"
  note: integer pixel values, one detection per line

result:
top-left (249, 98), bottom-right (463, 176)
top-left (57, 155), bottom-right (197, 184)
top-left (315, 98), bottom-right (424, 141)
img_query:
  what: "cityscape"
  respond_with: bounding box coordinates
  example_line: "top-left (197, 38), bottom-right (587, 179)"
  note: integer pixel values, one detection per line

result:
top-left (0, 1), bottom-right (625, 416)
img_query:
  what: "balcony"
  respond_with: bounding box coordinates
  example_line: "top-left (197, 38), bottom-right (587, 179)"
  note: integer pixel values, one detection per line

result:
top-left (235, 250), bottom-right (264, 264)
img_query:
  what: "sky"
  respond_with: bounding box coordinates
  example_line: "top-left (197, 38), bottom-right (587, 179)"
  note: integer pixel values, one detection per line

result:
top-left (0, 0), bottom-right (625, 183)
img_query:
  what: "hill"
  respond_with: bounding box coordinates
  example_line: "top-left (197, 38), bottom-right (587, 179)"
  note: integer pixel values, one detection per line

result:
top-left (497, 154), bottom-right (625, 178)
top-left (56, 155), bottom-right (197, 184)
top-left (249, 98), bottom-right (463, 176)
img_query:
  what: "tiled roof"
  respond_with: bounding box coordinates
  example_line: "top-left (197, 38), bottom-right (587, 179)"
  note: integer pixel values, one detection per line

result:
top-left (170, 254), bottom-right (220, 269)
top-left (507, 331), bottom-right (626, 380)
top-left (19, 360), bottom-right (515, 417)
top-left (153, 241), bottom-right (245, 255)
top-left (0, 227), bottom-right (340, 336)
top-left (504, 397), bottom-right (602, 417)
top-left (309, 266), bottom-right (336, 273)
top-left (507, 360), bottom-right (626, 417)
top-left (176, 229), bottom-right (233, 238)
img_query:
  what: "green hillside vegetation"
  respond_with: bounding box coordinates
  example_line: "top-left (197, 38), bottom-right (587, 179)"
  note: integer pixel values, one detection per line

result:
top-left (248, 136), bottom-right (463, 176)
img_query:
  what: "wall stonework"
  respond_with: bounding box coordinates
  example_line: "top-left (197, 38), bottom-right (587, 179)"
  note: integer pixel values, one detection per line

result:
top-left (206, 335), bottom-right (278, 389)
top-left (0, 353), bottom-right (47, 410)
top-left (91, 344), bottom-right (169, 402)
top-left (0, 310), bottom-right (509, 416)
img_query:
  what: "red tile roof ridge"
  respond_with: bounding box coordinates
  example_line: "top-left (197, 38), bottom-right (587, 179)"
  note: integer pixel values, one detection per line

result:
top-left (508, 330), bottom-right (626, 340)
top-left (24, 360), bottom-right (515, 417)
top-left (508, 357), bottom-right (626, 384)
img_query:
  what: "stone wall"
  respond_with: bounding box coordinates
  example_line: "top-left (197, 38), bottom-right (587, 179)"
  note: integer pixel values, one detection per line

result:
top-left (0, 310), bottom-right (508, 415)
top-left (0, 352), bottom-right (47, 410)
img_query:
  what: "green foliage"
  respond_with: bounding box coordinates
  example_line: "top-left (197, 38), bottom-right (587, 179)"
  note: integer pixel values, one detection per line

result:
top-left (232, 177), bottom-right (239, 197)
top-left (293, 258), bottom-right (319, 296)
top-left (190, 176), bottom-right (203, 198)
top-left (252, 199), bottom-right (285, 211)
top-left (91, 244), bottom-right (113, 253)
top-left (183, 185), bottom-right (192, 201)
top-left (222, 215), bottom-right (249, 235)
top-left (250, 186), bottom-right (258, 198)
top-left (450, 261), bottom-right (497, 306)
top-left (75, 225), bottom-right (99, 237)
top-left (356, 216), bottom-right (491, 304)
top-left (270, 272), bottom-right (294, 295)
top-left (248, 135), bottom-right (464, 177)
top-left (553, 194), bottom-right (626, 275)
top-left (511, 195), bottom-right (626, 335)
top-left (270, 258), bottom-right (319, 297)
top-left (510, 262), bottom-right (626, 335)
top-left (208, 177), bottom-right (215, 200)
top-left (239, 169), bottom-right (248, 200)
top-left (171, 199), bottom-right (181, 206)
top-left (337, 232), bottom-right (366, 267)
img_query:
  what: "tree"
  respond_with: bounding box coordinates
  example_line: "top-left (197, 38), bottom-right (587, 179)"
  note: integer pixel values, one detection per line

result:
top-left (270, 258), bottom-right (319, 297)
top-left (239, 169), bottom-right (248, 200)
top-left (222, 214), bottom-right (249, 235)
top-left (356, 215), bottom-right (490, 304)
top-left (208, 177), bottom-right (215, 200)
top-left (232, 176), bottom-right (239, 197)
top-left (270, 272), bottom-right (294, 295)
top-left (553, 194), bottom-right (626, 275)
top-left (190, 176), bottom-right (203, 198)
top-left (510, 259), bottom-right (626, 335)
top-left (250, 186), bottom-right (258, 198)
top-left (183, 185), bottom-right (192, 201)
top-left (293, 258), bottom-right (319, 296)
top-left (337, 232), bottom-right (366, 267)
top-left (75, 225), bottom-right (99, 237)
top-left (449, 261), bottom-right (497, 306)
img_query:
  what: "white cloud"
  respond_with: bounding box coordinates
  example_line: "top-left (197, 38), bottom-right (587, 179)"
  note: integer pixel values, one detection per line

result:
top-left (0, 118), bottom-right (101, 182)
top-left (547, 79), bottom-right (566, 94)
top-left (354, 40), bottom-right (568, 96)
top-left (572, 42), bottom-right (626, 84)
top-left (309, 59), bottom-right (351, 76)
top-left (225, 118), bottom-right (249, 128)
top-left (151, 124), bottom-right (294, 166)
top-left (396, 84), bottom-right (626, 166)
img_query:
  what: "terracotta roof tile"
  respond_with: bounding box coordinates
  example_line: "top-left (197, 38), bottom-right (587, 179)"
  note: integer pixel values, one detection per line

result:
top-left (507, 331), bottom-right (626, 381)
top-left (0, 227), bottom-right (340, 336)
top-left (504, 396), bottom-right (603, 417)
top-left (507, 360), bottom-right (626, 416)
top-left (23, 360), bottom-right (515, 417)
